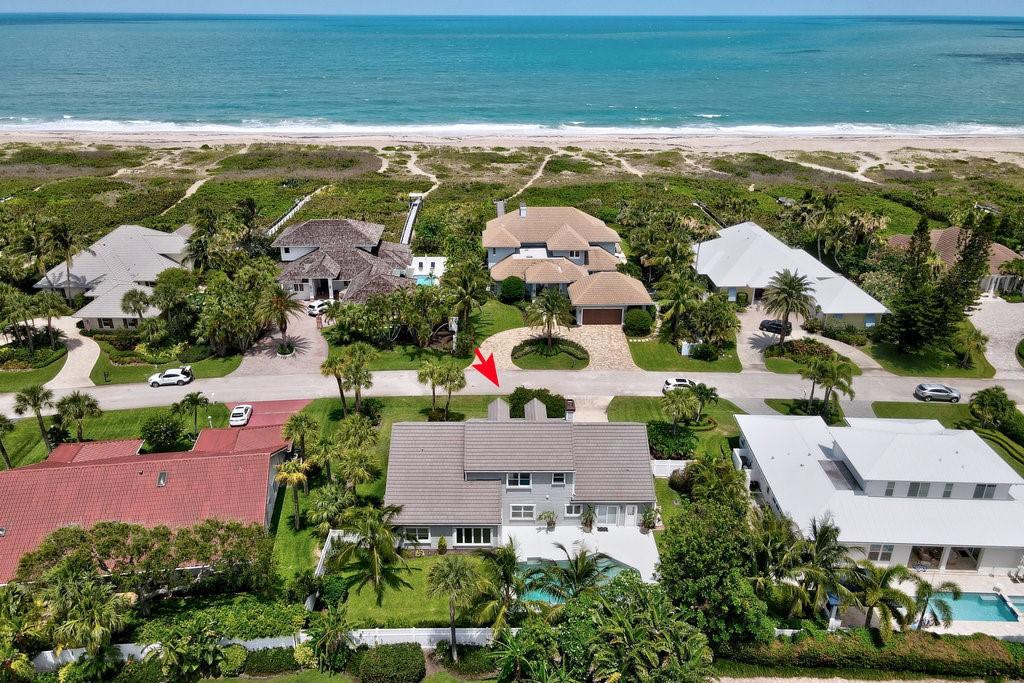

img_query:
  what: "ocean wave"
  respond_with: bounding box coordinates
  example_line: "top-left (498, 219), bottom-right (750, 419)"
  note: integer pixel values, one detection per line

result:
top-left (1, 117), bottom-right (1023, 137)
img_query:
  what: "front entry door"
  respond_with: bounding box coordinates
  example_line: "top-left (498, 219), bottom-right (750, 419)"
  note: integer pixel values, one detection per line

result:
top-left (624, 505), bottom-right (638, 526)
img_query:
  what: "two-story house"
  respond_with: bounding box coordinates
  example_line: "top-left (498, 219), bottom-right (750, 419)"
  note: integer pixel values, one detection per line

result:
top-left (735, 415), bottom-right (1024, 574)
top-left (384, 398), bottom-right (659, 579)
top-left (483, 205), bottom-right (653, 325)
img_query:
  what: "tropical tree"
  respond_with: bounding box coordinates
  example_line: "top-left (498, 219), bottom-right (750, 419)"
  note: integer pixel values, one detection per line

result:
top-left (41, 219), bottom-right (92, 300)
top-left (818, 353), bottom-right (857, 409)
top-left (337, 449), bottom-right (378, 493)
top-left (55, 390), bottom-right (102, 442)
top-left (427, 553), bottom-right (479, 662)
top-left (954, 325), bottom-right (988, 368)
top-left (525, 287), bottom-right (574, 349)
top-left (848, 561), bottom-right (916, 639)
top-left (48, 575), bottom-right (130, 657)
top-left (661, 388), bottom-right (701, 434)
top-left (798, 355), bottom-right (829, 405)
top-left (538, 542), bottom-right (610, 602)
top-left (443, 259), bottom-right (491, 338)
top-left (761, 269), bottom-right (817, 346)
top-left (336, 414), bottom-right (378, 452)
top-left (0, 627), bottom-right (33, 683)
top-left (678, 450), bottom-right (747, 507)
top-left (416, 359), bottom-right (445, 411)
top-left (472, 540), bottom-right (528, 635)
top-left (747, 507), bottom-right (802, 602)
top-left (259, 283), bottom-right (305, 341)
top-left (172, 392), bottom-right (210, 436)
top-left (439, 360), bottom-right (467, 419)
top-left (0, 415), bottom-right (16, 470)
top-left (13, 384), bottom-right (54, 452)
top-left (342, 342), bottom-right (377, 413)
top-left (690, 383), bottom-right (718, 421)
top-left (308, 602), bottom-right (356, 672)
top-left (333, 505), bottom-right (412, 607)
top-left (912, 578), bottom-right (962, 630)
top-left (656, 269), bottom-right (704, 343)
top-left (145, 620), bottom-right (226, 683)
top-left (275, 459), bottom-right (308, 530)
top-left (970, 386), bottom-right (1016, 429)
top-left (320, 354), bottom-right (351, 417)
top-left (307, 484), bottom-right (352, 537)
top-left (283, 412), bottom-right (321, 462)
top-left (120, 287), bottom-right (151, 325)
top-left (34, 290), bottom-right (71, 349)
top-left (793, 515), bottom-right (858, 617)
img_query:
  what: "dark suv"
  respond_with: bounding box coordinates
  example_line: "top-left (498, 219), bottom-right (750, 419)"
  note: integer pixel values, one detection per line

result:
top-left (759, 319), bottom-right (792, 336)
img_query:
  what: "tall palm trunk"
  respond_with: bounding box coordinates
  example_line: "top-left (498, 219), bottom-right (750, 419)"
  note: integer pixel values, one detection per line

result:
top-left (46, 315), bottom-right (56, 349)
top-left (863, 605), bottom-right (874, 628)
top-left (430, 384), bottom-right (437, 411)
top-left (324, 459), bottom-right (333, 484)
top-left (445, 389), bottom-right (454, 420)
top-left (917, 604), bottom-right (929, 630)
top-left (34, 410), bottom-right (52, 452)
top-left (448, 600), bottom-right (459, 662)
top-left (21, 316), bottom-right (34, 352)
top-left (808, 380), bottom-right (817, 406)
top-left (334, 377), bottom-right (348, 417)
top-left (76, 421), bottom-right (84, 443)
top-left (291, 486), bottom-right (301, 530)
top-left (779, 310), bottom-right (790, 347)
top-left (0, 442), bottom-right (12, 469)
top-left (64, 260), bottom-right (73, 301)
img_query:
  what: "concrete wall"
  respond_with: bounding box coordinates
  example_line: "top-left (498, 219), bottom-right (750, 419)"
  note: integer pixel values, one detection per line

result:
top-left (858, 478), bottom-right (1013, 501)
top-left (814, 312), bottom-right (881, 329)
top-left (279, 246), bottom-right (316, 262)
top-left (265, 451), bottom-right (286, 528)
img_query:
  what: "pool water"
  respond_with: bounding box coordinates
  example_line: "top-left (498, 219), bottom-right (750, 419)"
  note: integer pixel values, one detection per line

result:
top-left (415, 275), bottom-right (437, 286)
top-left (519, 556), bottom-right (633, 605)
top-left (934, 592), bottom-right (1019, 622)
top-left (1010, 596), bottom-right (1024, 611)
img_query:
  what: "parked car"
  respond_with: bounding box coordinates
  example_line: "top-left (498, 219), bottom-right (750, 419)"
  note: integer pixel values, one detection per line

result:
top-left (148, 366), bottom-right (193, 388)
top-left (759, 319), bottom-right (792, 335)
top-left (229, 404), bottom-right (253, 427)
top-left (306, 300), bottom-right (330, 316)
top-left (913, 383), bottom-right (961, 403)
top-left (662, 378), bottom-right (696, 393)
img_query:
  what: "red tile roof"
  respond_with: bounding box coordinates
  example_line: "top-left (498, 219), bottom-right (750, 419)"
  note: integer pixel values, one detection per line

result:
top-left (888, 227), bottom-right (1021, 275)
top-left (47, 439), bottom-right (144, 464)
top-left (192, 426), bottom-right (290, 455)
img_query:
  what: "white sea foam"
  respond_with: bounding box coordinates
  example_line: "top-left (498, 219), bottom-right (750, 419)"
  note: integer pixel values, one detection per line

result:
top-left (1, 117), bottom-right (1023, 137)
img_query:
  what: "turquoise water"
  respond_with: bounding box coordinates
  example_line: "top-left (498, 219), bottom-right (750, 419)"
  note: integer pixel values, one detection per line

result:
top-left (935, 592), bottom-right (1018, 622)
top-left (1, 14), bottom-right (1023, 133)
top-left (415, 274), bottom-right (438, 286)
top-left (519, 557), bottom-right (632, 604)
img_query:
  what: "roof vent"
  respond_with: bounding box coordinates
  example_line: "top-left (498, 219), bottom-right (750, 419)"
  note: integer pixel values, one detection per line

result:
top-left (487, 399), bottom-right (511, 422)
top-left (519, 202), bottom-right (527, 218)
top-left (494, 199), bottom-right (507, 217)
top-left (0, 527), bottom-right (5, 538)
top-left (524, 398), bottom-right (548, 421)
top-left (157, 471), bottom-right (168, 487)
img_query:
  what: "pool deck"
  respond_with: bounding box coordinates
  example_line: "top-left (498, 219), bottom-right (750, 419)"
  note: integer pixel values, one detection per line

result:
top-left (905, 570), bottom-right (1024, 640)
top-left (501, 524), bottom-right (659, 582)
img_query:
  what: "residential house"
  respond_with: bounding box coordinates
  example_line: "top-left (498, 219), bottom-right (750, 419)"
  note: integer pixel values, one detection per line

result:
top-left (383, 398), bottom-right (659, 579)
top-left (0, 426), bottom-right (290, 583)
top-left (273, 218), bottom-right (419, 303)
top-left (484, 204), bottom-right (652, 325)
top-left (34, 224), bottom-right (192, 331)
top-left (735, 414), bottom-right (1024, 574)
top-left (695, 222), bottom-right (888, 328)
top-left (888, 226), bottom-right (1022, 294)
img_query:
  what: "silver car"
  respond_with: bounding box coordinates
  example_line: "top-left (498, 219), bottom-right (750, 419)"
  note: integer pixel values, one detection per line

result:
top-left (662, 378), bottom-right (696, 394)
top-left (148, 366), bottom-right (193, 388)
top-left (913, 383), bottom-right (961, 403)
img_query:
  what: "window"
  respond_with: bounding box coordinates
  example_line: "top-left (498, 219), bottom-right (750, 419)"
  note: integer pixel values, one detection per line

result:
top-left (283, 247), bottom-right (291, 254)
top-left (455, 527), bottom-right (492, 546)
top-left (99, 318), bottom-right (114, 329)
top-left (506, 472), bottom-right (531, 488)
top-left (867, 544), bottom-right (894, 562)
top-left (973, 484), bottom-right (996, 499)
top-left (126, 318), bottom-right (139, 328)
top-left (510, 504), bottom-right (535, 520)
top-left (564, 504), bottom-right (582, 517)
top-left (908, 482), bottom-right (930, 498)
top-left (884, 481), bottom-right (895, 497)
top-left (568, 250), bottom-right (581, 258)
top-left (292, 283), bottom-right (305, 292)
top-left (943, 483), bottom-right (954, 498)
top-left (551, 473), bottom-right (566, 486)
top-left (403, 527), bottom-right (429, 543)
top-left (596, 505), bottom-right (619, 526)
top-left (491, 248), bottom-right (497, 255)
top-left (865, 313), bottom-right (877, 328)
top-left (156, 472), bottom-right (168, 487)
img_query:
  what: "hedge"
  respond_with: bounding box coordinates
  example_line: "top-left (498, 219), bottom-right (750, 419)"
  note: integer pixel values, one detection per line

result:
top-left (221, 644), bottom-right (248, 678)
top-left (355, 642), bottom-right (427, 683)
top-left (243, 646), bottom-right (299, 676)
top-left (433, 641), bottom-right (495, 676)
top-left (112, 658), bottom-right (163, 683)
top-left (0, 344), bottom-right (66, 370)
top-left (499, 276), bottom-right (527, 303)
top-left (623, 308), bottom-right (653, 337)
top-left (721, 630), bottom-right (1024, 679)
top-left (507, 386), bottom-right (567, 419)
top-left (133, 596), bottom-right (307, 644)
top-left (511, 338), bottom-right (589, 362)
top-left (647, 421), bottom-right (699, 459)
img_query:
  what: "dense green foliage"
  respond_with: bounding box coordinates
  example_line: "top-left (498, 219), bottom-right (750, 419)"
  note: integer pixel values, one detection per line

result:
top-left (134, 596), bottom-right (306, 644)
top-left (506, 386), bottom-right (567, 418)
top-left (354, 643), bottom-right (427, 683)
top-left (623, 308), bottom-right (654, 336)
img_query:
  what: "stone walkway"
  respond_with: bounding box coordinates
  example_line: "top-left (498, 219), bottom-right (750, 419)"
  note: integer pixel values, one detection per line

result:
top-left (44, 317), bottom-right (99, 390)
top-left (571, 395), bottom-right (612, 422)
top-left (232, 312), bottom-right (329, 377)
top-left (970, 295), bottom-right (1024, 379)
top-left (478, 325), bottom-right (636, 371)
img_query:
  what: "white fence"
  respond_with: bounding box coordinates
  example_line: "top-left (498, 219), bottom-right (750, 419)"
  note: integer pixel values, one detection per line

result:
top-left (650, 459), bottom-right (689, 478)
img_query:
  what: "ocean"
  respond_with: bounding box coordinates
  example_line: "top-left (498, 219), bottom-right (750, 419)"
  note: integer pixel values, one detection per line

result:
top-left (1, 13), bottom-right (1023, 135)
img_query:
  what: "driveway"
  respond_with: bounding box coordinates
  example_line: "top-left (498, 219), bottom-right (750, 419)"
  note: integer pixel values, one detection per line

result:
top-left (232, 312), bottom-right (328, 377)
top-left (44, 317), bottom-right (99, 390)
top-left (970, 296), bottom-right (1024, 380)
top-left (225, 399), bottom-right (311, 427)
top-left (479, 325), bottom-right (636, 371)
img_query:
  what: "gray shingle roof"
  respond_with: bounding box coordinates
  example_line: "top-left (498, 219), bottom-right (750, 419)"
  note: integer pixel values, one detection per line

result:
top-left (272, 219), bottom-right (384, 249)
top-left (464, 422), bottom-right (574, 471)
top-left (571, 424), bottom-right (657, 502)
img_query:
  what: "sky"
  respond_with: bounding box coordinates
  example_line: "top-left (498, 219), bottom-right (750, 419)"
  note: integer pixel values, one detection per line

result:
top-left (2, 0), bottom-right (1023, 15)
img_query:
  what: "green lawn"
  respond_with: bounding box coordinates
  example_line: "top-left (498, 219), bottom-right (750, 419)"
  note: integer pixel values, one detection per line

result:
top-left (607, 396), bottom-right (744, 458)
top-left (863, 330), bottom-right (995, 379)
top-left (765, 398), bottom-right (846, 425)
top-left (511, 340), bottom-right (589, 370)
top-left (764, 354), bottom-right (863, 376)
top-left (1, 403), bottom-right (228, 469)
top-left (89, 341), bottom-right (242, 385)
top-left (628, 339), bottom-right (742, 372)
top-left (654, 477), bottom-right (683, 526)
top-left (0, 351), bottom-right (69, 394)
top-left (215, 672), bottom-right (354, 683)
top-left (270, 481), bottom-right (320, 581)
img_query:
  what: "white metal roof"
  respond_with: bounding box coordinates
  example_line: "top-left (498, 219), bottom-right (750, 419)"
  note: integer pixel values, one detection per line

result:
top-left (736, 414), bottom-right (1024, 548)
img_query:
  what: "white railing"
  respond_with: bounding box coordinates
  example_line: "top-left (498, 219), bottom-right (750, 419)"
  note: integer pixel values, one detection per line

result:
top-left (400, 195), bottom-right (424, 245)
top-left (268, 185), bottom-right (329, 236)
top-left (650, 460), bottom-right (689, 478)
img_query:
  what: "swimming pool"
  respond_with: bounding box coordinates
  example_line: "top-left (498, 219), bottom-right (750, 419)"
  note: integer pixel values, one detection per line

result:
top-left (934, 592), bottom-right (1019, 622)
top-left (519, 556), bottom-right (634, 604)
top-left (415, 274), bottom-right (437, 286)
top-left (1009, 596), bottom-right (1024, 611)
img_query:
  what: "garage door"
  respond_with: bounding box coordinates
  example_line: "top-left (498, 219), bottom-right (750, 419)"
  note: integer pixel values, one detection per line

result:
top-left (581, 308), bottom-right (623, 325)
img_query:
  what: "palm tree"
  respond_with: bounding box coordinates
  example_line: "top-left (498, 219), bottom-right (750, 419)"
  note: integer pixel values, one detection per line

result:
top-left (690, 383), bottom-right (718, 421)
top-left (0, 415), bottom-right (15, 470)
top-left (656, 269), bottom-right (704, 343)
top-left (41, 220), bottom-right (93, 300)
top-left (660, 388), bottom-right (700, 435)
top-left (34, 290), bottom-right (71, 349)
top-left (427, 553), bottom-right (479, 662)
top-left (793, 515), bottom-right (859, 617)
top-left (259, 284), bottom-right (305, 341)
top-left (747, 507), bottom-right (802, 602)
top-left (172, 392), bottom-right (210, 436)
top-left (439, 360), bottom-right (467, 419)
top-left (954, 325), bottom-right (988, 369)
top-left (13, 384), bottom-right (54, 452)
top-left (144, 620), bottom-right (226, 683)
top-left (336, 413), bottom-right (378, 451)
top-left (443, 260), bottom-right (490, 336)
top-left (48, 576), bottom-right (130, 656)
top-left (342, 342), bottom-right (377, 414)
top-left (416, 359), bottom-right (445, 411)
top-left (539, 542), bottom-right (610, 602)
top-left (320, 355), bottom-right (351, 417)
top-left (912, 578), bottom-right (962, 630)
top-left (55, 391), bottom-right (102, 442)
top-left (275, 459), bottom-right (308, 530)
top-left (308, 602), bottom-right (355, 672)
top-left (337, 449), bottom-right (378, 493)
top-left (798, 355), bottom-right (828, 406)
top-left (525, 287), bottom-right (574, 350)
top-left (120, 287), bottom-right (151, 326)
top-left (283, 412), bottom-right (321, 462)
top-left (761, 269), bottom-right (816, 346)
top-left (818, 353), bottom-right (857, 410)
top-left (0, 631), bottom-right (34, 683)
top-left (848, 561), bottom-right (916, 639)
top-left (307, 484), bottom-right (352, 537)
top-left (472, 540), bottom-right (527, 635)
top-left (334, 504), bottom-right (412, 607)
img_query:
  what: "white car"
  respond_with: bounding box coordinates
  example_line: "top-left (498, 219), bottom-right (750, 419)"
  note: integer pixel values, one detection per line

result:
top-left (229, 404), bottom-right (253, 427)
top-left (148, 366), bottom-right (193, 388)
top-left (662, 378), bottom-right (696, 393)
top-left (306, 300), bottom-right (330, 316)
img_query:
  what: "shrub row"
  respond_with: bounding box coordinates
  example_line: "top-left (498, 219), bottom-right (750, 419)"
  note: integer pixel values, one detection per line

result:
top-left (133, 597), bottom-right (307, 644)
top-left (0, 344), bottom-right (66, 370)
top-left (508, 386), bottom-right (567, 419)
top-left (353, 642), bottom-right (427, 683)
top-left (433, 640), bottom-right (496, 675)
top-left (764, 338), bottom-right (836, 361)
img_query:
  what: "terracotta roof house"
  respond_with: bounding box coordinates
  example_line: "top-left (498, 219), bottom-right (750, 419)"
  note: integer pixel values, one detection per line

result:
top-left (484, 204), bottom-right (650, 325)
top-left (383, 398), bottom-right (660, 580)
top-left (272, 219), bottom-right (421, 303)
top-left (34, 224), bottom-right (192, 331)
top-left (888, 226), bottom-right (1022, 293)
top-left (0, 427), bottom-right (290, 583)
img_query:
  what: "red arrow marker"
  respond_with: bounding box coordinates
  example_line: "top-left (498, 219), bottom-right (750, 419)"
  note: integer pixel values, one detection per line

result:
top-left (472, 348), bottom-right (500, 387)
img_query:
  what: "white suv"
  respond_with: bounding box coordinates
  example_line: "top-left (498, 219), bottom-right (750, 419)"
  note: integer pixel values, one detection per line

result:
top-left (307, 300), bottom-right (330, 316)
top-left (662, 378), bottom-right (696, 393)
top-left (148, 366), bottom-right (193, 387)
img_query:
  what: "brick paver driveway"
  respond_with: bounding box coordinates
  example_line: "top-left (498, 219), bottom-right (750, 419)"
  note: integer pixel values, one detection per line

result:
top-left (479, 324), bottom-right (637, 371)
top-left (232, 311), bottom-right (328, 377)
top-left (970, 295), bottom-right (1024, 379)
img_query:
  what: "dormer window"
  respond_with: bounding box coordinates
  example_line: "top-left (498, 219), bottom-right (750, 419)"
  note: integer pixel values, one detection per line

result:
top-left (283, 247), bottom-right (291, 254)
top-left (157, 471), bottom-right (168, 487)
top-left (506, 472), bottom-right (531, 489)
top-left (568, 250), bottom-right (581, 258)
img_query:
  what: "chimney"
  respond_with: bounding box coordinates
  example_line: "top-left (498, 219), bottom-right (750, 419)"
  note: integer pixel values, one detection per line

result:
top-left (494, 199), bottom-right (506, 217)
top-left (487, 398), bottom-right (511, 421)
top-left (524, 398), bottom-right (547, 421)
top-left (519, 202), bottom-right (527, 218)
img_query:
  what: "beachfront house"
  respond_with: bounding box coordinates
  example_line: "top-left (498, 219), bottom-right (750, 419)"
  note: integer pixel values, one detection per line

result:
top-left (33, 224), bottom-right (192, 331)
top-left (735, 414), bottom-right (1024, 574)
top-left (484, 204), bottom-right (653, 325)
top-left (888, 226), bottom-right (1023, 295)
top-left (383, 398), bottom-right (659, 580)
top-left (695, 222), bottom-right (888, 328)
